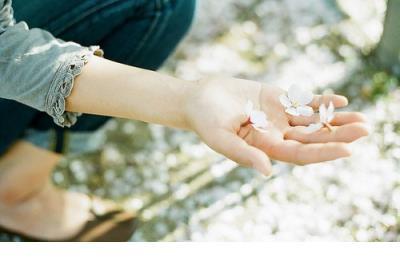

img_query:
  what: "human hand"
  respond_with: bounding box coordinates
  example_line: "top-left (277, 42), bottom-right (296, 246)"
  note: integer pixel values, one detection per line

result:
top-left (184, 77), bottom-right (368, 176)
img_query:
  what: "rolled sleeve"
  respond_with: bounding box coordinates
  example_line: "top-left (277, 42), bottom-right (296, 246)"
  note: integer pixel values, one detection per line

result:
top-left (0, 0), bottom-right (103, 127)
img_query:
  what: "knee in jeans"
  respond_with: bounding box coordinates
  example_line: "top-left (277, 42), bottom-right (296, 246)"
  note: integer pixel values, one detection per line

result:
top-left (169, 0), bottom-right (196, 34)
top-left (148, 0), bottom-right (196, 35)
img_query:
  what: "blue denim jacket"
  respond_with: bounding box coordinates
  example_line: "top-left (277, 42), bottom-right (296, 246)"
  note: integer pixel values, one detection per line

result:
top-left (0, 0), bottom-right (101, 127)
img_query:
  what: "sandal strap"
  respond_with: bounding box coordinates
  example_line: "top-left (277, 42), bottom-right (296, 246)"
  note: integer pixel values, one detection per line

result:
top-left (87, 194), bottom-right (124, 219)
top-left (68, 210), bottom-right (137, 242)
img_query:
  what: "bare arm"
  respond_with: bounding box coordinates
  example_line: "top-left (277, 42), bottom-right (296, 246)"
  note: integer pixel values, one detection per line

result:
top-left (66, 56), bottom-right (368, 175)
top-left (67, 56), bottom-right (192, 130)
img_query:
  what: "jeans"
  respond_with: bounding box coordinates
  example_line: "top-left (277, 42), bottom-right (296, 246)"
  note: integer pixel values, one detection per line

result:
top-left (0, 0), bottom-right (196, 155)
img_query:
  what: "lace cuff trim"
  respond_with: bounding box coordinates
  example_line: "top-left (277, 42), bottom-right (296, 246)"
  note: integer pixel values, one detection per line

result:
top-left (45, 46), bottom-right (103, 127)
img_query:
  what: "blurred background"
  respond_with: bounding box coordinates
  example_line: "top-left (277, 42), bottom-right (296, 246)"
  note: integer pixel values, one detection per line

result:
top-left (3, 0), bottom-right (400, 241)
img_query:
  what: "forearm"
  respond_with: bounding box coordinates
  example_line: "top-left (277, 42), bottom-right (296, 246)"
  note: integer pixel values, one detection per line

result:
top-left (66, 56), bottom-right (194, 129)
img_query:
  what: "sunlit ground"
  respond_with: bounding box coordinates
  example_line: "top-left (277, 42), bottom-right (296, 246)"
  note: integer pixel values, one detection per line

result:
top-left (2, 0), bottom-right (399, 242)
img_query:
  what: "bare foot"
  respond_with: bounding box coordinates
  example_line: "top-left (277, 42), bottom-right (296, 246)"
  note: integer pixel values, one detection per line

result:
top-left (0, 141), bottom-right (119, 240)
top-left (0, 184), bottom-right (93, 240)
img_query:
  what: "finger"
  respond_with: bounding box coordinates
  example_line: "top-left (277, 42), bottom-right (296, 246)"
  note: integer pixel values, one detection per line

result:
top-left (237, 124), bottom-right (252, 139)
top-left (289, 112), bottom-right (367, 126)
top-left (284, 122), bottom-right (369, 143)
top-left (310, 94), bottom-right (348, 109)
top-left (267, 140), bottom-right (351, 165)
top-left (212, 130), bottom-right (272, 176)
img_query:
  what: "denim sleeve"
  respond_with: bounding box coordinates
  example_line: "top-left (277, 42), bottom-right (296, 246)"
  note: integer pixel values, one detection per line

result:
top-left (0, 0), bottom-right (103, 127)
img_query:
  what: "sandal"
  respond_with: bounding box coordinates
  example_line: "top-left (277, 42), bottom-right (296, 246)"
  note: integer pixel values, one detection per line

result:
top-left (0, 196), bottom-right (138, 242)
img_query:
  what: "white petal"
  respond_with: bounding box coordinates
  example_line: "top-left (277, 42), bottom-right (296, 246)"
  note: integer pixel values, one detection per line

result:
top-left (253, 121), bottom-right (268, 130)
top-left (304, 123), bottom-right (323, 134)
top-left (252, 120), bottom-right (268, 129)
top-left (288, 85), bottom-right (313, 105)
top-left (297, 88), bottom-right (314, 105)
top-left (287, 85), bottom-right (300, 102)
top-left (279, 94), bottom-right (292, 108)
top-left (326, 101), bottom-right (335, 123)
top-left (327, 101), bottom-right (334, 114)
top-left (296, 106), bottom-right (314, 117)
top-left (245, 100), bottom-right (253, 117)
top-left (258, 118), bottom-right (269, 128)
top-left (252, 125), bottom-right (268, 133)
top-left (250, 110), bottom-right (267, 126)
top-left (319, 103), bottom-right (327, 123)
top-left (327, 112), bottom-right (335, 123)
top-left (285, 107), bottom-right (299, 116)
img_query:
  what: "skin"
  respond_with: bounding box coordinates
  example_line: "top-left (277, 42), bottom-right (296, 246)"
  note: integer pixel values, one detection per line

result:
top-left (68, 56), bottom-right (369, 176)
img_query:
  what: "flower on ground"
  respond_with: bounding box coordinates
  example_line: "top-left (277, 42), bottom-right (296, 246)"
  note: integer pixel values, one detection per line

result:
top-left (305, 101), bottom-right (335, 133)
top-left (245, 100), bottom-right (268, 131)
top-left (279, 85), bottom-right (314, 117)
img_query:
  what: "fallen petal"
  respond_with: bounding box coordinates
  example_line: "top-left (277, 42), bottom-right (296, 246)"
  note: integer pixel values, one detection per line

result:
top-left (250, 110), bottom-right (267, 125)
top-left (297, 88), bottom-right (314, 105)
top-left (287, 85), bottom-right (300, 102)
top-left (288, 85), bottom-right (313, 105)
top-left (327, 112), bottom-right (335, 123)
top-left (297, 105), bottom-right (314, 117)
top-left (304, 123), bottom-right (323, 133)
top-left (285, 107), bottom-right (300, 116)
top-left (252, 125), bottom-right (269, 133)
top-left (328, 101), bottom-right (335, 113)
top-left (255, 118), bottom-right (269, 128)
top-left (279, 94), bottom-right (292, 108)
top-left (327, 101), bottom-right (335, 122)
top-left (319, 103), bottom-right (327, 123)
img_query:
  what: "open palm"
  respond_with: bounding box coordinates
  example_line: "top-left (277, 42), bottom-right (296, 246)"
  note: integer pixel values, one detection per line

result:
top-left (185, 77), bottom-right (368, 175)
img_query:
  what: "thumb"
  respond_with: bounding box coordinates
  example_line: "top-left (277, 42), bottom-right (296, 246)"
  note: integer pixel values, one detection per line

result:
top-left (209, 130), bottom-right (272, 176)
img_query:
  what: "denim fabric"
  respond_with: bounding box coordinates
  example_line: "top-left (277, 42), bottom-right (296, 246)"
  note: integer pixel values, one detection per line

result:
top-left (0, 0), bottom-right (196, 155)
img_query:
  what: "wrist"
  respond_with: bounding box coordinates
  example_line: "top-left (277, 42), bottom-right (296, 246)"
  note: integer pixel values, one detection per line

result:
top-left (180, 78), bottom-right (202, 131)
